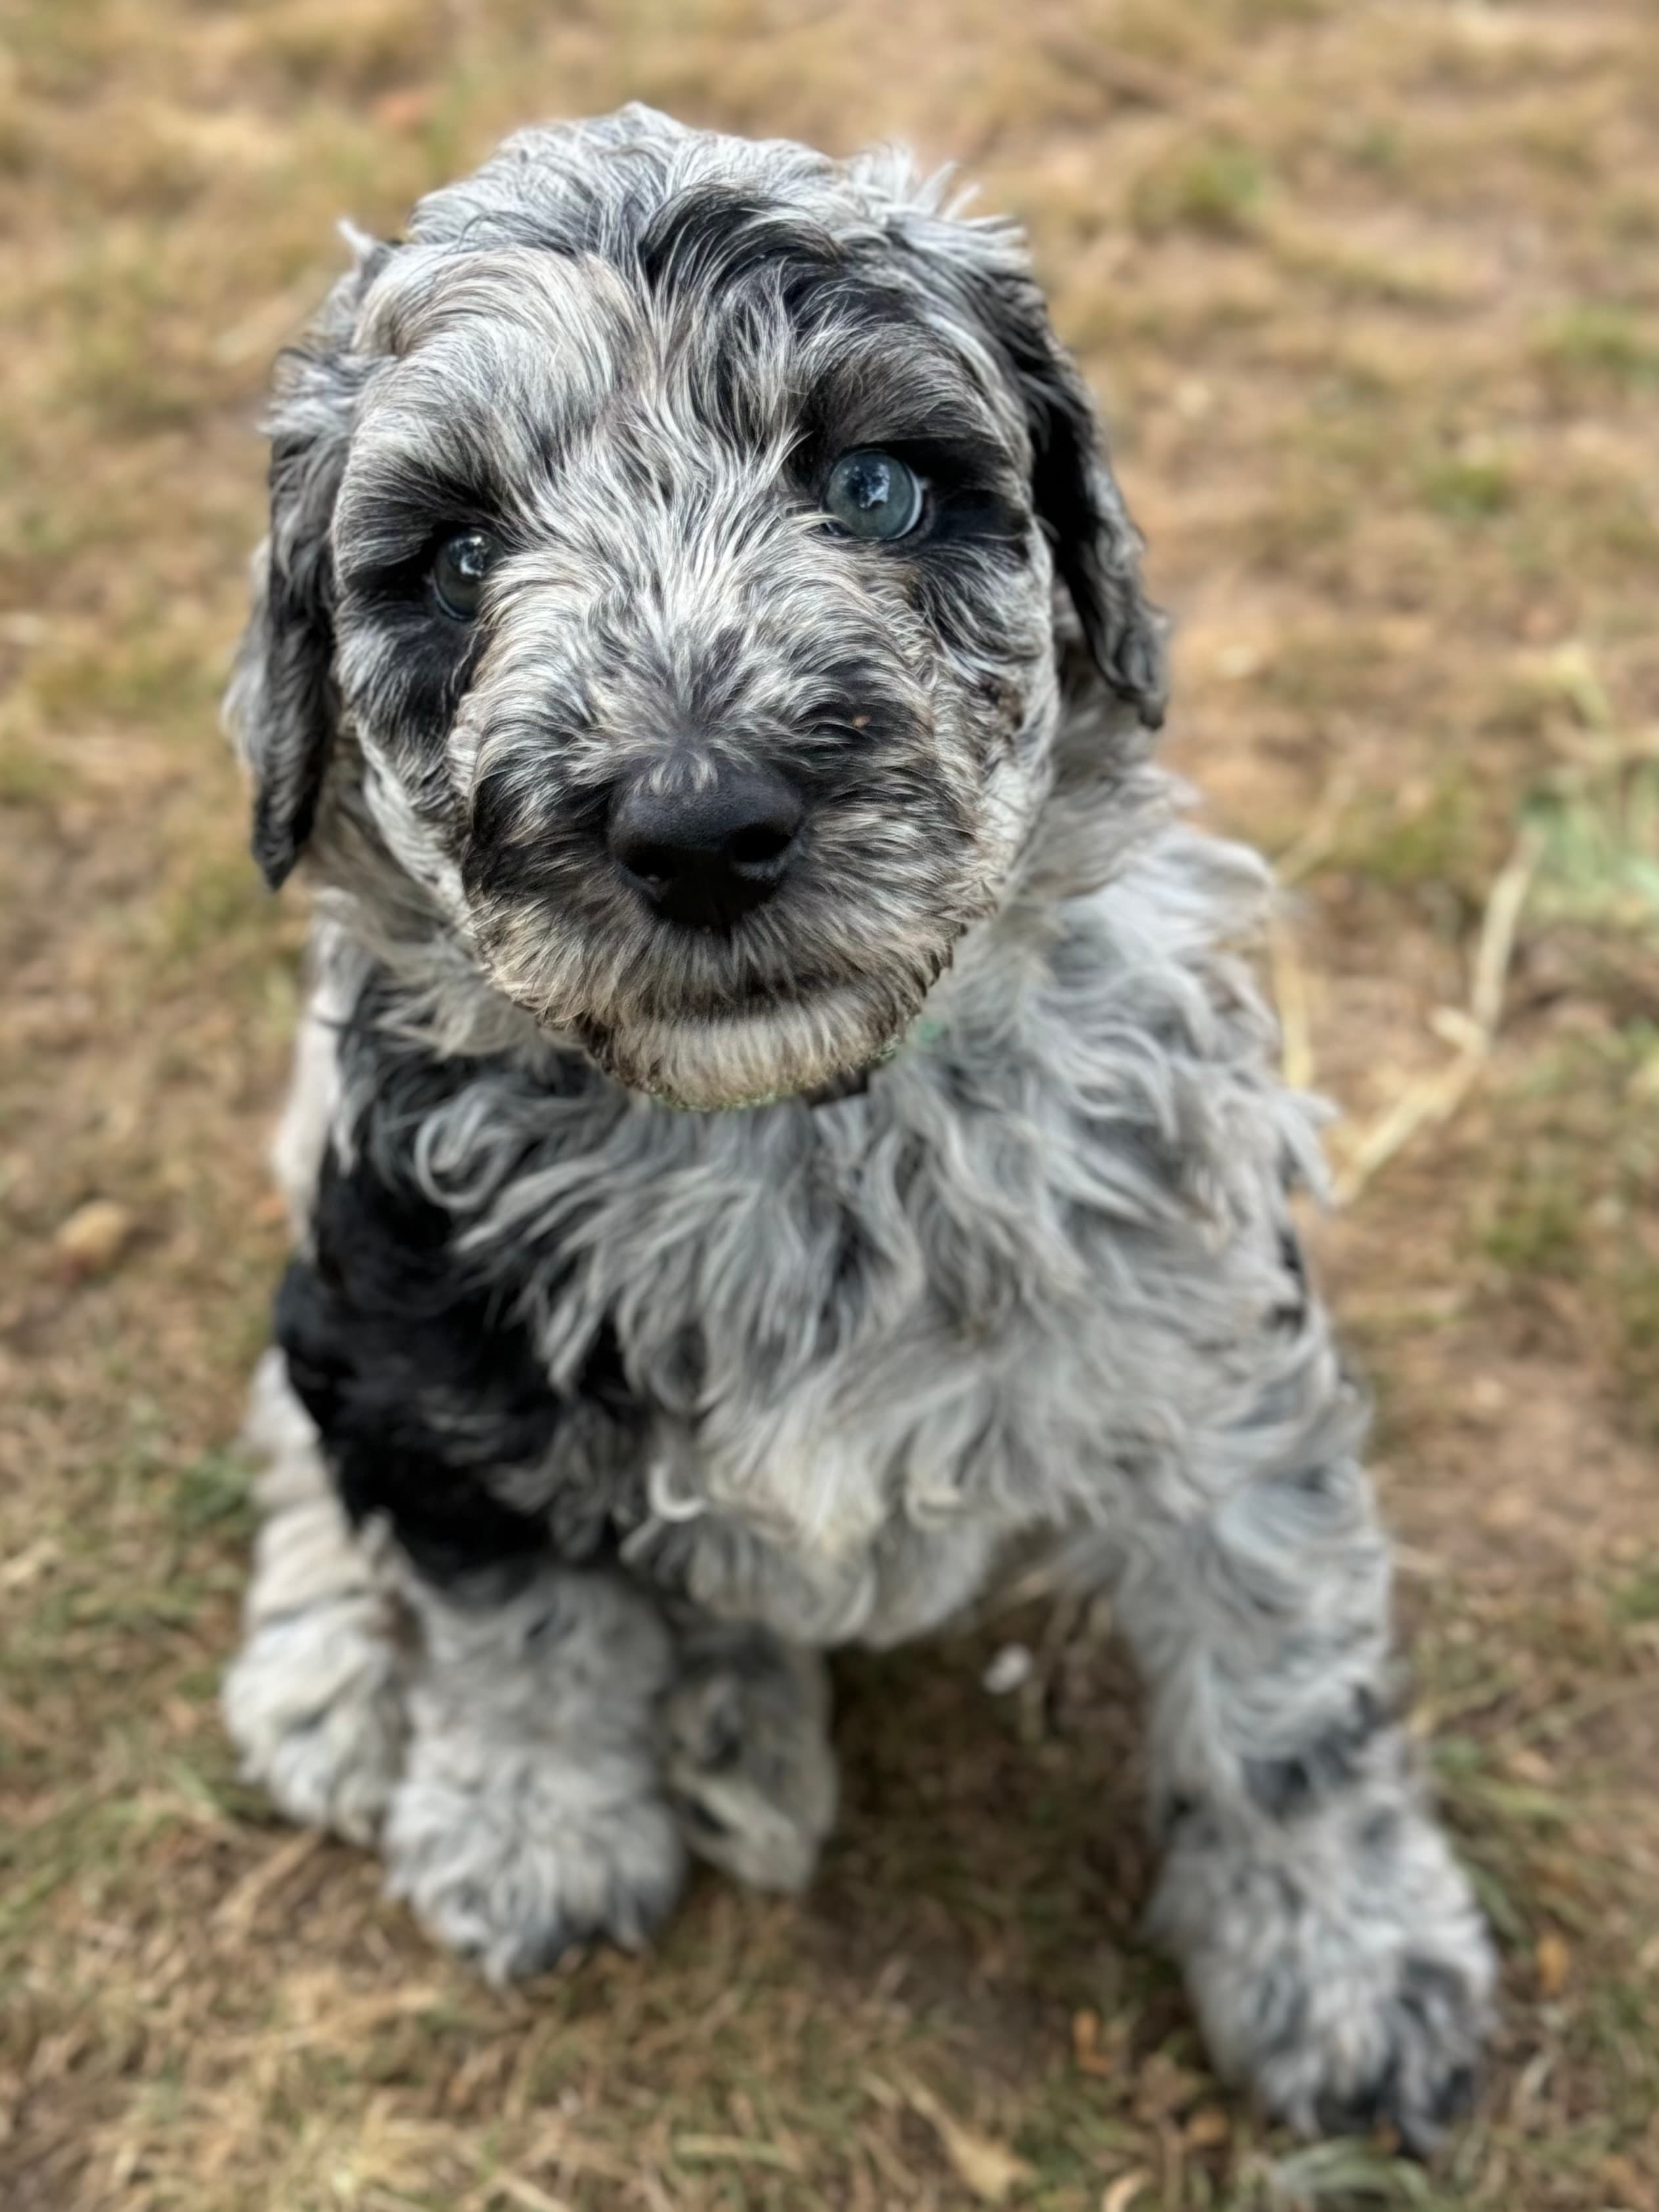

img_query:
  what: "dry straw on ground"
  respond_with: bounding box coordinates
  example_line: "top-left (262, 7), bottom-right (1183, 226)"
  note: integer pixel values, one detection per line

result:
top-left (3, 3), bottom-right (1658, 2209)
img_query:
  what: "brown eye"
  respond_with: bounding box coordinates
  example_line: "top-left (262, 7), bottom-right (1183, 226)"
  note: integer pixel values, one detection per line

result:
top-left (823, 450), bottom-right (924, 540)
top-left (431, 531), bottom-right (499, 621)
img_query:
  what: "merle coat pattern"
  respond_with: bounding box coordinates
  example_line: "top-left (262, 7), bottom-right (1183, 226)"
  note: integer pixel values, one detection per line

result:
top-left (221, 106), bottom-right (1494, 2147)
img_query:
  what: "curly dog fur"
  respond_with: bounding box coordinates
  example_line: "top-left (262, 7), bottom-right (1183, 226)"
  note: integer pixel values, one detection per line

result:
top-left (221, 105), bottom-right (1494, 2146)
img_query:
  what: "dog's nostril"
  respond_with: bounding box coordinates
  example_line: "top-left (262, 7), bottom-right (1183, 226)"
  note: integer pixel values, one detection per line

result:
top-left (727, 821), bottom-right (795, 872)
top-left (623, 841), bottom-right (681, 889)
top-left (608, 756), bottom-right (804, 929)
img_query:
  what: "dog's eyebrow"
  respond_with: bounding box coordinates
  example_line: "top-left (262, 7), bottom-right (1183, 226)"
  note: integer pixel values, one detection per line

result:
top-left (790, 321), bottom-right (1016, 483)
top-left (334, 445), bottom-right (513, 579)
top-left (630, 180), bottom-right (1012, 445)
top-left (334, 311), bottom-right (596, 576)
top-left (327, 460), bottom-right (504, 584)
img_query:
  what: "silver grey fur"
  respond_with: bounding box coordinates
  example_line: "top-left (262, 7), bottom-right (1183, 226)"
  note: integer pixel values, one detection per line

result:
top-left (223, 1351), bottom-right (406, 1848)
top-left (222, 106), bottom-right (1494, 2144)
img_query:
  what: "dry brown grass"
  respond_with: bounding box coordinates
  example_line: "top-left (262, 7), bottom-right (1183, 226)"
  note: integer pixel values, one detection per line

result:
top-left (3, 3), bottom-right (1658, 2207)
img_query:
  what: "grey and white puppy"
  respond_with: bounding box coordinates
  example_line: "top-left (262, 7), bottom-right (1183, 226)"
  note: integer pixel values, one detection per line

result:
top-left (221, 106), bottom-right (1494, 2146)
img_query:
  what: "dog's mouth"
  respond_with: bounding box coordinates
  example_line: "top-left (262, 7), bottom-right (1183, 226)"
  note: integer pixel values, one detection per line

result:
top-left (593, 905), bottom-right (978, 1106)
top-left (561, 971), bottom-right (936, 1112)
top-left (467, 861), bottom-right (970, 1110)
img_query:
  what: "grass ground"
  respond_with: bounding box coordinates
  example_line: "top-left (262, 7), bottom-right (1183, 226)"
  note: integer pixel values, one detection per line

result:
top-left (2, 1), bottom-right (1657, 2205)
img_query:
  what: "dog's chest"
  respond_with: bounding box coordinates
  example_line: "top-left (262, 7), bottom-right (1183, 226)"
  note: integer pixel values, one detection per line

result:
top-left (516, 1104), bottom-right (1097, 1634)
top-left (332, 955), bottom-right (1285, 1637)
top-left (315, 1006), bottom-right (1090, 1618)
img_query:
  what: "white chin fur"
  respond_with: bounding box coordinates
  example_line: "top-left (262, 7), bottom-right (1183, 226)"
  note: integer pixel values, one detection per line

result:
top-left (597, 990), bottom-right (907, 1110)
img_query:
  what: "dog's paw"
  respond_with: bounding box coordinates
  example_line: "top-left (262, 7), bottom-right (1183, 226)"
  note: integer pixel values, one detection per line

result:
top-left (223, 1593), bottom-right (407, 1846)
top-left (664, 1640), bottom-right (837, 1894)
top-left (383, 1735), bottom-right (685, 1982)
top-left (383, 1564), bottom-right (686, 1979)
top-left (1152, 1801), bottom-right (1496, 2154)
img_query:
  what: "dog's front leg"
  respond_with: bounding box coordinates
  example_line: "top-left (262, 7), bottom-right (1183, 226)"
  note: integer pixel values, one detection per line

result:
top-left (232, 1126), bottom-right (692, 1982)
top-left (1106, 1334), bottom-right (1496, 2150)
top-left (383, 1561), bottom-right (685, 1983)
top-left (223, 1349), bottom-right (410, 1846)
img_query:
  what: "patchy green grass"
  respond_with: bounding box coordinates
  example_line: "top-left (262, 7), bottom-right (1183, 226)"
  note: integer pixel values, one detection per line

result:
top-left (1417, 455), bottom-right (1515, 523)
top-left (1529, 764), bottom-right (1659, 940)
top-left (1535, 305), bottom-right (1659, 399)
top-left (1129, 137), bottom-right (1269, 239)
top-left (1322, 771), bottom-right (1496, 913)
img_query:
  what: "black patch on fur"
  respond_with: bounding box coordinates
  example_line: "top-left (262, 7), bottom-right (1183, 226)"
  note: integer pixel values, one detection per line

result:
top-left (460, 764), bottom-right (613, 909)
top-left (333, 460), bottom-right (530, 756)
top-left (277, 1106), bottom-right (643, 1592)
top-left (1242, 1687), bottom-right (1387, 1818)
top-left (1161, 1790), bottom-right (1203, 1840)
top-left (1272, 1225), bottom-right (1310, 1333)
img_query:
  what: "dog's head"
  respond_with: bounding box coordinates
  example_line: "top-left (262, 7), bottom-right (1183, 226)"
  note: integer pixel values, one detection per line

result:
top-left (231, 106), bottom-right (1163, 1108)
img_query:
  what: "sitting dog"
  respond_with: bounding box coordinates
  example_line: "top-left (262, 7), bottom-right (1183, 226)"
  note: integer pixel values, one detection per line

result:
top-left (221, 104), bottom-right (1494, 2146)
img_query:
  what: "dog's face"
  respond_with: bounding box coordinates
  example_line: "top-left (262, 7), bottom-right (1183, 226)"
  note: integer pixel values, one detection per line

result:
top-left (232, 108), bottom-right (1163, 1108)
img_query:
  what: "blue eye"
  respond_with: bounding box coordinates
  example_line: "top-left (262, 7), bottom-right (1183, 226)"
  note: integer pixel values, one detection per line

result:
top-left (822, 450), bottom-right (924, 541)
top-left (431, 530), bottom-right (500, 621)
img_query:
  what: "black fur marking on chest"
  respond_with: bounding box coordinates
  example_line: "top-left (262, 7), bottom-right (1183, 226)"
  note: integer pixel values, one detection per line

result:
top-left (276, 1110), bottom-right (645, 1595)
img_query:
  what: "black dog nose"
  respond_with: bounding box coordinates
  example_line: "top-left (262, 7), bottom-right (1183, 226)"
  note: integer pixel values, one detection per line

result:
top-left (609, 756), bottom-right (804, 929)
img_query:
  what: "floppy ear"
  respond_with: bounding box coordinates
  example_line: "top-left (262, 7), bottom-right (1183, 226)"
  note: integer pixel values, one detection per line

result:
top-left (878, 188), bottom-right (1167, 727)
top-left (228, 245), bottom-right (385, 889)
top-left (1001, 284), bottom-right (1167, 727)
top-left (974, 263), bottom-right (1167, 727)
